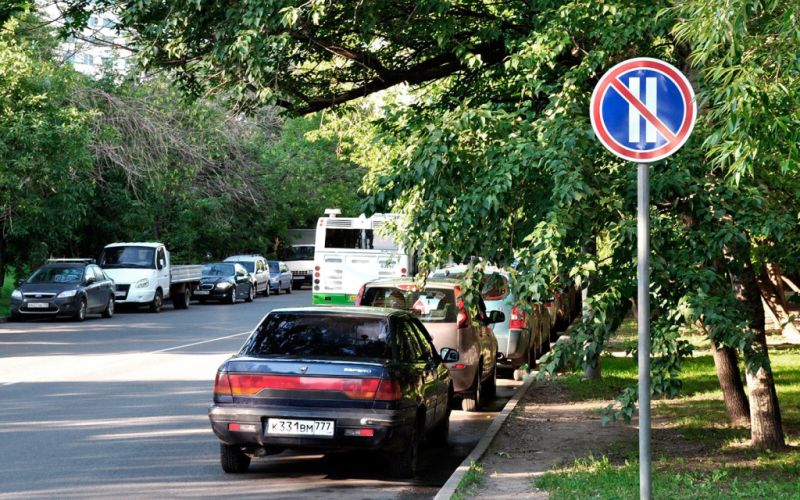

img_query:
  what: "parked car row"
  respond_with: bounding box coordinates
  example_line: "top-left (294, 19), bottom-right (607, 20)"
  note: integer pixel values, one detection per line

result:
top-left (8, 244), bottom-right (297, 321)
top-left (206, 267), bottom-right (583, 477)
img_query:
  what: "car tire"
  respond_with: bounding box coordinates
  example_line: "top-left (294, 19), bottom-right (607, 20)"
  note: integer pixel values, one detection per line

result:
top-left (73, 298), bottom-right (87, 322)
top-left (388, 416), bottom-right (422, 478)
top-left (460, 366), bottom-right (481, 412)
top-left (227, 288), bottom-right (237, 305)
top-left (102, 296), bottom-right (115, 318)
top-left (263, 284), bottom-right (270, 297)
top-left (286, 282), bottom-right (292, 294)
top-left (173, 287), bottom-right (190, 309)
top-left (220, 444), bottom-right (250, 474)
top-left (482, 363), bottom-right (497, 399)
top-left (245, 285), bottom-right (254, 303)
top-left (149, 290), bottom-right (163, 313)
top-left (9, 311), bottom-right (21, 322)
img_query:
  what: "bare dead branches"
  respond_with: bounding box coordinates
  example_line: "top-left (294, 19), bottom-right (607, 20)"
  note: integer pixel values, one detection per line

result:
top-left (71, 86), bottom-right (282, 206)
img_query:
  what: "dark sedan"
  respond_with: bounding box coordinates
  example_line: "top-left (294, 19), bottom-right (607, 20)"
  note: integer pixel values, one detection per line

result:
top-left (10, 260), bottom-right (115, 321)
top-left (193, 263), bottom-right (255, 304)
top-left (208, 306), bottom-right (459, 478)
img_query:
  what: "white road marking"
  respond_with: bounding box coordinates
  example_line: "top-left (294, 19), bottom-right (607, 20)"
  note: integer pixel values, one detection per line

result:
top-left (1, 330), bottom-right (252, 386)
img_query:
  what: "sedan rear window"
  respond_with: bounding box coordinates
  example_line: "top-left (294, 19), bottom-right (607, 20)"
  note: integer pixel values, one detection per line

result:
top-left (361, 287), bottom-right (457, 323)
top-left (243, 313), bottom-right (392, 360)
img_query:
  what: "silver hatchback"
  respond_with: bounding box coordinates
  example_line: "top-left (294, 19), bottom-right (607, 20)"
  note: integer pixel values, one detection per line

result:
top-left (356, 278), bottom-right (502, 411)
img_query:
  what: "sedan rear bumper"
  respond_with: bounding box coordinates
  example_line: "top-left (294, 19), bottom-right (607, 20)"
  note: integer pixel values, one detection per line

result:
top-left (208, 405), bottom-right (412, 454)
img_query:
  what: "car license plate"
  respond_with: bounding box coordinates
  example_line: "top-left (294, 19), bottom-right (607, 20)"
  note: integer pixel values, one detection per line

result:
top-left (115, 291), bottom-right (126, 298)
top-left (27, 302), bottom-right (49, 309)
top-left (194, 290), bottom-right (210, 295)
top-left (266, 418), bottom-right (334, 437)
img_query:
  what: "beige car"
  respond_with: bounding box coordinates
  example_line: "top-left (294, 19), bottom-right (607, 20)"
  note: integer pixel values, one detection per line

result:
top-left (356, 278), bottom-right (502, 411)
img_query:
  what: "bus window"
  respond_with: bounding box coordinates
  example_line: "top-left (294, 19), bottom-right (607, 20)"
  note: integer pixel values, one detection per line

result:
top-left (324, 229), bottom-right (398, 250)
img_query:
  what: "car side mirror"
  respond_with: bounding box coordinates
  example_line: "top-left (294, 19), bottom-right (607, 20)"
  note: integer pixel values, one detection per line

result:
top-left (488, 310), bottom-right (505, 324)
top-left (440, 347), bottom-right (459, 363)
top-left (158, 259), bottom-right (166, 269)
top-left (17, 278), bottom-right (25, 286)
top-left (85, 275), bottom-right (96, 285)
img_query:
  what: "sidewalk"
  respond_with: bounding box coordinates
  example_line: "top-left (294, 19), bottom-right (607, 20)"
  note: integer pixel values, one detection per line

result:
top-left (457, 377), bottom-right (637, 499)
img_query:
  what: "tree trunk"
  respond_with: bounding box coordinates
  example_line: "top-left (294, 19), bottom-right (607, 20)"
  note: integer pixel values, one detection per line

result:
top-left (581, 282), bottom-right (601, 379)
top-left (727, 251), bottom-right (785, 450)
top-left (711, 341), bottom-right (750, 426)
top-left (756, 264), bottom-right (800, 339)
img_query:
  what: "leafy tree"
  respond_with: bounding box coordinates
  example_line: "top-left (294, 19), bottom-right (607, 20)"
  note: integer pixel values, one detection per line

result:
top-left (58, 0), bottom-right (800, 450)
top-left (0, 15), bottom-right (93, 283)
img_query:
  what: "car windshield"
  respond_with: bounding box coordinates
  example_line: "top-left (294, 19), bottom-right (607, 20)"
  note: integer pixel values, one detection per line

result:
top-left (27, 266), bottom-right (84, 284)
top-left (243, 313), bottom-right (392, 360)
top-left (234, 261), bottom-right (255, 273)
top-left (268, 261), bottom-right (280, 273)
top-left (202, 263), bottom-right (235, 277)
top-left (282, 245), bottom-right (314, 261)
top-left (361, 286), bottom-right (457, 323)
top-left (100, 246), bottom-right (155, 269)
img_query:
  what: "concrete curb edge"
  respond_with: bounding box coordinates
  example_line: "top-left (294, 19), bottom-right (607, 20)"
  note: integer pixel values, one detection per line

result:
top-left (433, 374), bottom-right (535, 500)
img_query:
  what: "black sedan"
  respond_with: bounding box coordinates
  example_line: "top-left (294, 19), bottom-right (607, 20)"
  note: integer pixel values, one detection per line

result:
top-left (193, 262), bottom-right (255, 304)
top-left (10, 260), bottom-right (116, 321)
top-left (208, 306), bottom-right (459, 478)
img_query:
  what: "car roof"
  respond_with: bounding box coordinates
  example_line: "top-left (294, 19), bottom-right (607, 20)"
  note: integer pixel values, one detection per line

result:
top-left (433, 265), bottom-right (510, 277)
top-left (365, 277), bottom-right (461, 288)
top-left (104, 242), bottom-right (162, 249)
top-left (40, 262), bottom-right (87, 268)
top-left (224, 255), bottom-right (265, 261)
top-left (268, 305), bottom-right (409, 318)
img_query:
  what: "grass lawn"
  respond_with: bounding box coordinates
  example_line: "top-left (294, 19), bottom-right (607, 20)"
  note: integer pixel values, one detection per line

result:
top-left (0, 271), bottom-right (14, 317)
top-left (536, 321), bottom-right (800, 499)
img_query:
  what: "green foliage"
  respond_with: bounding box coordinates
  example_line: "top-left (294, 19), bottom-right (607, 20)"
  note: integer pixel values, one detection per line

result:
top-left (453, 461), bottom-right (486, 500)
top-left (540, 347), bottom-right (800, 498)
top-left (0, 16), bottom-right (93, 277)
top-left (536, 454), bottom-right (800, 500)
top-left (0, 269), bottom-right (14, 316)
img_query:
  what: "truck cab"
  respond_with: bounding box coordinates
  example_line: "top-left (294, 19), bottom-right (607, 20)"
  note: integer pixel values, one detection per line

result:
top-left (99, 242), bottom-right (201, 311)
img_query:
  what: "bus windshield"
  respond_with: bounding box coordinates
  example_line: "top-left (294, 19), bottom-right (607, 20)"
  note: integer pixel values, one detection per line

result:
top-left (282, 245), bottom-right (315, 261)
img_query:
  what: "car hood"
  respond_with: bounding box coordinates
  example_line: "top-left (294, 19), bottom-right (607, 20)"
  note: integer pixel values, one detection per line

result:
top-left (200, 276), bottom-right (234, 285)
top-left (19, 283), bottom-right (79, 294)
top-left (103, 268), bottom-right (154, 286)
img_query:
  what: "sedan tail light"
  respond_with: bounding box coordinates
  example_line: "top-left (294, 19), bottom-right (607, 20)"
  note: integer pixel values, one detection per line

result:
top-left (354, 284), bottom-right (366, 306)
top-left (457, 298), bottom-right (469, 329)
top-left (225, 374), bottom-right (383, 400)
top-left (374, 379), bottom-right (402, 401)
top-left (509, 305), bottom-right (526, 329)
top-left (213, 371), bottom-right (232, 397)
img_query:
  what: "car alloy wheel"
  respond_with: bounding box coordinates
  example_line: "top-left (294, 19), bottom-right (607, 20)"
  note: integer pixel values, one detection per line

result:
top-left (102, 296), bottom-right (114, 318)
top-left (74, 298), bottom-right (87, 322)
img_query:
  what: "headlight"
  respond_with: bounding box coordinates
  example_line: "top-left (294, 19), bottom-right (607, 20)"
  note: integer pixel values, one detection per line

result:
top-left (135, 278), bottom-right (150, 288)
top-left (11, 289), bottom-right (22, 300)
top-left (57, 290), bottom-right (77, 298)
top-left (216, 282), bottom-right (232, 289)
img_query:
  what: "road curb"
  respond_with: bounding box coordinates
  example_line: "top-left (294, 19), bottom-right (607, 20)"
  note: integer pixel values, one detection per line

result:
top-left (434, 374), bottom-right (535, 500)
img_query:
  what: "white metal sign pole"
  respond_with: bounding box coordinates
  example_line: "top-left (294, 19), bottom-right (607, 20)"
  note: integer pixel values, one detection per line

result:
top-left (637, 162), bottom-right (651, 500)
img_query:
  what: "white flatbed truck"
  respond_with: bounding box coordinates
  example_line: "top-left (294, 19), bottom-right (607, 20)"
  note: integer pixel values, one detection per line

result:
top-left (99, 242), bottom-right (202, 311)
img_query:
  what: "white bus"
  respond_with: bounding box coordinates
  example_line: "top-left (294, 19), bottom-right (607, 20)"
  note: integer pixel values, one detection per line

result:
top-left (312, 209), bottom-right (413, 305)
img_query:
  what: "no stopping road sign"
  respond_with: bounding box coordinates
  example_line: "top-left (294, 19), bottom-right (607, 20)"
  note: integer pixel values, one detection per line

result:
top-left (590, 58), bottom-right (696, 162)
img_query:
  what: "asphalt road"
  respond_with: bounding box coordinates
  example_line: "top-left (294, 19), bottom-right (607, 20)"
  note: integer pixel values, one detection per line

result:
top-left (0, 290), bottom-right (520, 499)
